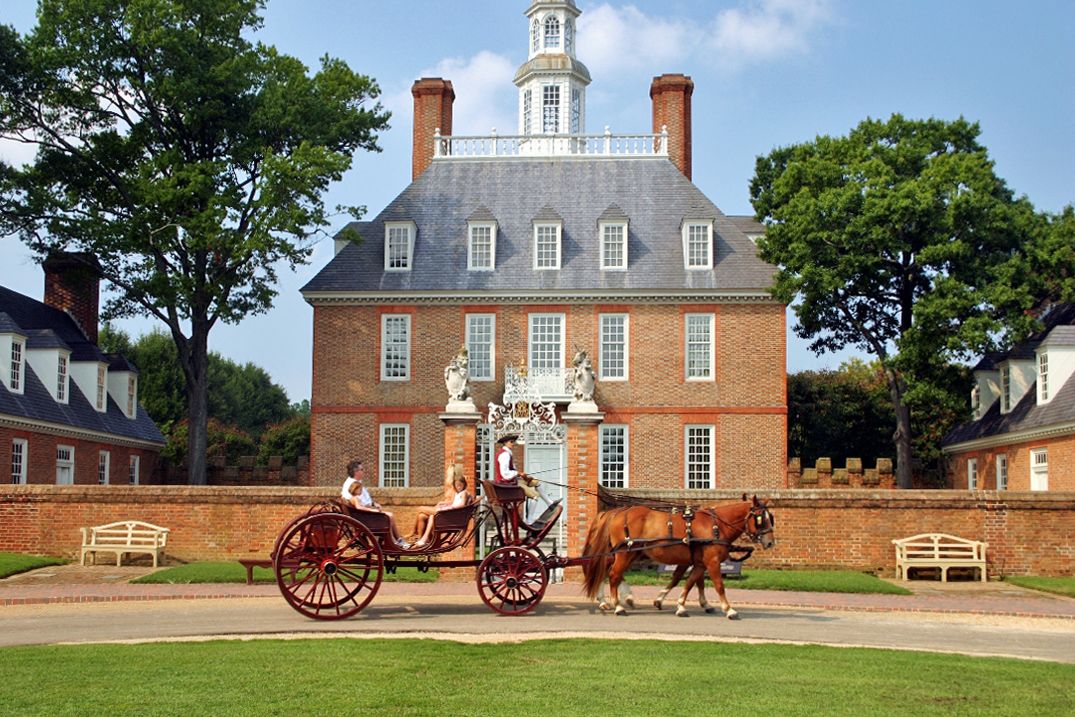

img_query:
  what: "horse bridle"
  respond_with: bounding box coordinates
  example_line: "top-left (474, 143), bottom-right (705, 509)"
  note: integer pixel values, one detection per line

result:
top-left (743, 504), bottom-right (775, 544)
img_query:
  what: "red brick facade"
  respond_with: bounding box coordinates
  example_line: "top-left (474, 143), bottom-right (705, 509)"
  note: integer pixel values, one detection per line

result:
top-left (948, 433), bottom-right (1075, 491)
top-left (4, 486), bottom-right (1072, 578)
top-left (2, 426), bottom-right (159, 486)
top-left (310, 301), bottom-right (787, 494)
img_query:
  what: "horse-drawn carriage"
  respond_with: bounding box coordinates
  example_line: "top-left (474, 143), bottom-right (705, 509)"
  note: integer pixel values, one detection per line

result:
top-left (270, 479), bottom-right (775, 621)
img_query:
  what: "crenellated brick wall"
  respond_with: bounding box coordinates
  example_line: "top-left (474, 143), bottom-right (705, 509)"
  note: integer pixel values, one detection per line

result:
top-left (787, 457), bottom-right (897, 489)
top-left (3, 486), bottom-right (1072, 578)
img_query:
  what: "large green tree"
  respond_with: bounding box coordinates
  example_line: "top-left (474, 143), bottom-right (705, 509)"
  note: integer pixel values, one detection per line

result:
top-left (751, 115), bottom-right (1034, 488)
top-left (0, 0), bottom-right (389, 483)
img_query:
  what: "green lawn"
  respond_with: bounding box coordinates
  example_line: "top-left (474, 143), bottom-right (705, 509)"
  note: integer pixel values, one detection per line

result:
top-left (0, 552), bottom-right (66, 579)
top-left (1005, 576), bottom-right (1075, 598)
top-left (132, 561), bottom-right (440, 584)
top-left (0, 638), bottom-right (1070, 716)
top-left (626, 567), bottom-right (912, 595)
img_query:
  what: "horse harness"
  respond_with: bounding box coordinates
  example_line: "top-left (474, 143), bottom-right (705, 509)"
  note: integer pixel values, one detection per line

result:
top-left (611, 503), bottom-right (771, 562)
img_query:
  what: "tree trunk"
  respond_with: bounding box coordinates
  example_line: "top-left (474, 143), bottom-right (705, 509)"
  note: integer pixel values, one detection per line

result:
top-left (177, 321), bottom-right (211, 486)
top-left (883, 366), bottom-right (915, 489)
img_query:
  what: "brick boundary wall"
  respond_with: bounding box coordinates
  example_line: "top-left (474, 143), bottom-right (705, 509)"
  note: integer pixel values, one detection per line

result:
top-left (3, 487), bottom-right (1073, 578)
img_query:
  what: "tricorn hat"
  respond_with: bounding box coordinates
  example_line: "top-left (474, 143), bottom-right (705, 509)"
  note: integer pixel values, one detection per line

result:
top-left (496, 433), bottom-right (518, 444)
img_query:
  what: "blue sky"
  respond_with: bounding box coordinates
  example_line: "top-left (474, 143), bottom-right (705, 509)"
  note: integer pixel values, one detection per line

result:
top-left (2, 0), bottom-right (1073, 402)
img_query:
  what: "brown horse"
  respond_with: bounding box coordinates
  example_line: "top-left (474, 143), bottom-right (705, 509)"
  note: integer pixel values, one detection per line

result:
top-left (582, 495), bottom-right (775, 618)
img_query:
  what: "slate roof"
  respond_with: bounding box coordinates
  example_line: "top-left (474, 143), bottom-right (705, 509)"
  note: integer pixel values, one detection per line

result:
top-left (944, 303), bottom-right (1075, 447)
top-left (0, 285), bottom-right (164, 445)
top-left (303, 158), bottom-right (778, 297)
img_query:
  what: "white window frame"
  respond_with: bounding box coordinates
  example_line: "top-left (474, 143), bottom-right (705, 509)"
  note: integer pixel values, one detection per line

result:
top-left (1039, 352), bottom-right (1049, 402)
top-left (685, 425), bottom-right (715, 489)
top-left (1030, 448), bottom-right (1048, 491)
top-left (999, 365), bottom-right (1011, 413)
top-left (996, 454), bottom-right (1008, 491)
top-left (379, 424), bottom-right (410, 488)
top-left (570, 88), bottom-right (581, 134)
top-left (967, 458), bottom-right (978, 490)
top-left (683, 221), bottom-right (713, 270)
top-left (542, 84), bottom-right (560, 134)
top-left (11, 438), bottom-right (27, 484)
top-left (10, 338), bottom-right (24, 394)
top-left (129, 454), bottom-right (140, 485)
top-left (465, 314), bottom-right (496, 381)
top-left (127, 374), bottom-right (137, 418)
top-left (685, 313), bottom-right (715, 381)
top-left (543, 15), bottom-right (561, 50)
top-left (467, 222), bottom-right (497, 271)
top-left (380, 314), bottom-right (411, 381)
top-left (599, 313), bottom-right (629, 381)
top-left (599, 425), bottom-right (629, 488)
top-left (96, 365), bottom-right (107, 411)
top-left (523, 89), bottom-right (532, 135)
top-left (56, 445), bottom-right (74, 485)
top-left (599, 221), bottom-right (628, 270)
top-left (533, 222), bottom-right (561, 269)
top-left (98, 450), bottom-right (110, 485)
top-left (56, 353), bottom-right (69, 404)
top-left (384, 221), bottom-right (415, 272)
top-left (970, 385), bottom-right (981, 420)
top-left (531, 18), bottom-right (540, 53)
top-left (528, 313), bottom-right (565, 371)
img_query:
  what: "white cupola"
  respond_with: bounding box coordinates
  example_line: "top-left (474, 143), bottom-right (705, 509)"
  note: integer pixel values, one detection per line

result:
top-left (515, 0), bottom-right (591, 136)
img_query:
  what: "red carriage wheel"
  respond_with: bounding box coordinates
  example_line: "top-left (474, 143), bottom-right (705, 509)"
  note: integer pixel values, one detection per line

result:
top-left (274, 512), bottom-right (383, 620)
top-left (477, 546), bottom-right (547, 615)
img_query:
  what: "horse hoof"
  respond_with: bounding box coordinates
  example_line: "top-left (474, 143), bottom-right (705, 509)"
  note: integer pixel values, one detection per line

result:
top-left (653, 600), bottom-right (663, 610)
top-left (598, 602), bottom-right (611, 611)
top-left (676, 610), bottom-right (689, 618)
top-left (704, 607), bottom-right (716, 614)
top-left (726, 611), bottom-right (740, 620)
top-left (625, 598), bottom-right (636, 609)
top-left (615, 607), bottom-right (628, 616)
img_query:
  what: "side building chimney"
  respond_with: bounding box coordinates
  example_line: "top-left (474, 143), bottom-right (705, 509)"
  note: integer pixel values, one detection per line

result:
top-left (43, 252), bottom-right (102, 344)
top-left (411, 77), bottom-right (455, 180)
top-left (650, 73), bottom-right (694, 180)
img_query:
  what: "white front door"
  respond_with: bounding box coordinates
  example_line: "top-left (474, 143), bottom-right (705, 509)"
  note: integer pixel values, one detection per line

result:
top-left (1030, 449), bottom-right (1049, 491)
top-left (524, 444), bottom-right (564, 521)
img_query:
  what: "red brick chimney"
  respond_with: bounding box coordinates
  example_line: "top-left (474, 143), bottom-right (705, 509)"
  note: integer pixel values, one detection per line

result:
top-left (43, 252), bottom-right (102, 344)
top-left (411, 77), bottom-right (455, 180)
top-left (650, 74), bottom-right (694, 180)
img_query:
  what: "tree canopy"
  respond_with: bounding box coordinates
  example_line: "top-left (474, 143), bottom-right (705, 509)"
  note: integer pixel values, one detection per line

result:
top-left (751, 115), bottom-right (1034, 487)
top-left (0, 0), bottom-right (389, 483)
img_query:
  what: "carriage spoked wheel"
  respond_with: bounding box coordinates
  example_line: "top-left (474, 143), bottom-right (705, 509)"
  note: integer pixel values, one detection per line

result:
top-left (477, 546), bottom-right (547, 615)
top-left (274, 512), bottom-right (383, 620)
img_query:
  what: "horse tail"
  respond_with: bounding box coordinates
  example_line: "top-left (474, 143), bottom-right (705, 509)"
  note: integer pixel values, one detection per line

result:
top-left (581, 509), bottom-right (616, 599)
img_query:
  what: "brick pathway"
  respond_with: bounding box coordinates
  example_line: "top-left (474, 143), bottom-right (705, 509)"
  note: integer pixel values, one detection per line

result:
top-left (2, 564), bottom-right (1073, 618)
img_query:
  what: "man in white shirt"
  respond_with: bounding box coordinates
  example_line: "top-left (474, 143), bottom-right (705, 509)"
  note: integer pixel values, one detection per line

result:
top-left (494, 434), bottom-right (558, 510)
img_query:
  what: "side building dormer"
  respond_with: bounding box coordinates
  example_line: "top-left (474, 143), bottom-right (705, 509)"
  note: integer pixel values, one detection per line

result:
top-left (24, 330), bottom-right (72, 404)
top-left (998, 352), bottom-right (1036, 414)
top-left (0, 312), bottom-right (27, 395)
top-left (1035, 326), bottom-right (1075, 404)
top-left (105, 354), bottom-right (139, 419)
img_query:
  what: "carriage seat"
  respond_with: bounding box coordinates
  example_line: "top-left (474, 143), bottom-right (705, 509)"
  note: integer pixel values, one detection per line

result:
top-left (429, 494), bottom-right (478, 533)
top-left (481, 479), bottom-right (527, 506)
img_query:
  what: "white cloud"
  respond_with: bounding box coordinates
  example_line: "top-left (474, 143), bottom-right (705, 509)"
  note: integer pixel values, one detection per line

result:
top-left (0, 137), bottom-right (37, 167)
top-left (577, 1), bottom-right (834, 78)
top-left (384, 51), bottom-right (517, 138)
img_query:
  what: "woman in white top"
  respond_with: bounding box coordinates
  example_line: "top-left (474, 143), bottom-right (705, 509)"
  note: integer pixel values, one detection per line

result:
top-left (341, 459), bottom-right (410, 548)
top-left (411, 465), bottom-right (470, 547)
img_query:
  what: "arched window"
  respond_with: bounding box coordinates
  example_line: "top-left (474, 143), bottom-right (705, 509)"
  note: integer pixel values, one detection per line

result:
top-left (544, 16), bottom-right (561, 49)
top-left (531, 19), bottom-right (540, 53)
top-left (565, 18), bottom-right (574, 53)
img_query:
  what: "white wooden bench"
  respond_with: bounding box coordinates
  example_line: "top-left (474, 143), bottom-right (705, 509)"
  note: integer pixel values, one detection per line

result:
top-left (892, 533), bottom-right (987, 582)
top-left (80, 521), bottom-right (170, 568)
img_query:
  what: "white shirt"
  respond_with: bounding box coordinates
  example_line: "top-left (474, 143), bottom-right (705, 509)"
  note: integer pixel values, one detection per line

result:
top-left (497, 446), bottom-right (519, 483)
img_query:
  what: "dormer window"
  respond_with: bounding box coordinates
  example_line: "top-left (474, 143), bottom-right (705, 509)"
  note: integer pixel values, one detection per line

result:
top-left (970, 385), bottom-right (981, 419)
top-left (384, 221), bottom-right (415, 271)
top-left (127, 374), bottom-right (137, 417)
top-left (1039, 352), bottom-right (1049, 402)
top-left (9, 338), bottom-right (23, 393)
top-left (468, 222), bottom-right (497, 271)
top-left (96, 365), bottom-right (107, 411)
top-left (534, 222), bottom-right (562, 269)
top-left (543, 15), bottom-right (560, 49)
top-left (683, 221), bottom-right (713, 269)
top-left (56, 354), bottom-right (68, 403)
top-left (600, 221), bottom-right (628, 270)
top-left (999, 365), bottom-right (1011, 413)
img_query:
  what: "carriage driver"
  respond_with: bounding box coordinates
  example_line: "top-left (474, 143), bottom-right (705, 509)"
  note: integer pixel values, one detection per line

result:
top-left (494, 434), bottom-right (559, 510)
